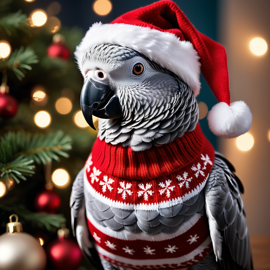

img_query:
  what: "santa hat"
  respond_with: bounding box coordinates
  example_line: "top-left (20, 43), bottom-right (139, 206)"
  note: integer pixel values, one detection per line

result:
top-left (75, 0), bottom-right (252, 138)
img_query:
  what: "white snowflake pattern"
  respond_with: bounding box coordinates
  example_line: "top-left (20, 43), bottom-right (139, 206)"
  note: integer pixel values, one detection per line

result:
top-left (143, 246), bottom-right (155, 255)
top-left (187, 234), bottom-right (200, 244)
top-left (100, 176), bottom-right (114, 192)
top-left (118, 182), bottom-right (133, 199)
top-left (201, 154), bottom-right (213, 170)
top-left (123, 246), bottom-right (135, 255)
top-left (165, 245), bottom-right (178, 253)
top-left (86, 158), bottom-right (93, 172)
top-left (93, 232), bottom-right (101, 243)
top-left (191, 163), bottom-right (205, 178)
top-left (137, 183), bottom-right (154, 201)
top-left (90, 167), bottom-right (101, 183)
top-left (176, 172), bottom-right (193, 189)
top-left (158, 180), bottom-right (175, 198)
top-left (105, 240), bottom-right (116, 250)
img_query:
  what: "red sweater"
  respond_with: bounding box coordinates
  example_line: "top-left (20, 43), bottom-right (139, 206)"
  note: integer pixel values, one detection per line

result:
top-left (84, 124), bottom-right (215, 269)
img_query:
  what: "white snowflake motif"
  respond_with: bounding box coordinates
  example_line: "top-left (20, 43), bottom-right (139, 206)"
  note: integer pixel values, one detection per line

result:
top-left (187, 234), bottom-right (200, 244)
top-left (90, 167), bottom-right (101, 183)
top-left (191, 163), bottom-right (205, 178)
top-left (86, 158), bottom-right (93, 172)
top-left (93, 232), bottom-right (101, 243)
top-left (105, 240), bottom-right (116, 250)
top-left (143, 246), bottom-right (155, 255)
top-left (158, 180), bottom-right (175, 198)
top-left (137, 183), bottom-right (154, 201)
top-left (118, 182), bottom-right (133, 199)
top-left (100, 176), bottom-right (114, 192)
top-left (165, 245), bottom-right (178, 253)
top-left (201, 154), bottom-right (213, 170)
top-left (176, 172), bottom-right (193, 189)
top-left (123, 246), bottom-right (135, 255)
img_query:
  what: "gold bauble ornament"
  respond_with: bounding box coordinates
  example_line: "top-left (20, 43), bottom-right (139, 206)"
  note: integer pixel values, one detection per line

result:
top-left (0, 214), bottom-right (47, 270)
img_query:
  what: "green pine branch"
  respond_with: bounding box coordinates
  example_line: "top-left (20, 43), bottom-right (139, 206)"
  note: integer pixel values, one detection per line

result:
top-left (0, 47), bottom-right (38, 80)
top-left (0, 131), bottom-right (72, 183)
top-left (0, 203), bottom-right (66, 231)
top-left (0, 10), bottom-right (29, 36)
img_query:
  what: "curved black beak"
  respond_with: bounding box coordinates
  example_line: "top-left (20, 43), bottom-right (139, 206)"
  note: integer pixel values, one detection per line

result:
top-left (80, 78), bottom-right (122, 130)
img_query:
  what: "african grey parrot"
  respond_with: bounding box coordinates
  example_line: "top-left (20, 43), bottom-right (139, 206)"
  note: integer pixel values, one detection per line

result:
top-left (70, 2), bottom-right (253, 270)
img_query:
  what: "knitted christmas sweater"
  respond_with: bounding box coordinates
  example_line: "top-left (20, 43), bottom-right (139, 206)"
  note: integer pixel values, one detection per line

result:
top-left (84, 124), bottom-right (215, 269)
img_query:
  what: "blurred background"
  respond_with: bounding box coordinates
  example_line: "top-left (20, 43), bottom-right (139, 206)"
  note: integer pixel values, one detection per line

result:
top-left (0, 0), bottom-right (269, 269)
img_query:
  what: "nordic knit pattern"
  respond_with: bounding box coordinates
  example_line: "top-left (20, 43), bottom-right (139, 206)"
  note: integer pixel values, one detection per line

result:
top-left (84, 124), bottom-right (215, 269)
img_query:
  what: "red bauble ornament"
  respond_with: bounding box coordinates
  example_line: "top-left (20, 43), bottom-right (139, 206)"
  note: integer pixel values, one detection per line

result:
top-left (46, 228), bottom-right (82, 270)
top-left (48, 34), bottom-right (70, 60)
top-left (34, 189), bottom-right (61, 214)
top-left (0, 84), bottom-right (18, 119)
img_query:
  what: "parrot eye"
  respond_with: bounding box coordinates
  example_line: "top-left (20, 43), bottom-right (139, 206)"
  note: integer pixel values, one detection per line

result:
top-left (132, 63), bottom-right (144, 75)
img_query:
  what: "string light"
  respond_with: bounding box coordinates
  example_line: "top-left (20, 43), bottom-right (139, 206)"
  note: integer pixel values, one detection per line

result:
top-left (39, 238), bottom-right (45, 246)
top-left (52, 168), bottom-right (70, 187)
top-left (7, 179), bottom-right (14, 190)
top-left (267, 130), bottom-right (270, 142)
top-left (46, 16), bottom-right (61, 33)
top-left (249, 37), bottom-right (268, 56)
top-left (32, 90), bottom-right (46, 102)
top-left (0, 41), bottom-right (11, 59)
top-left (30, 10), bottom-right (47, 27)
top-left (74, 110), bottom-right (88, 128)
top-left (236, 133), bottom-right (254, 151)
top-left (55, 97), bottom-right (72, 115)
top-left (0, 182), bottom-right (6, 198)
top-left (198, 102), bottom-right (208, 120)
top-left (34, 111), bottom-right (51, 128)
top-left (93, 0), bottom-right (112, 16)
top-left (25, 0), bottom-right (35, 2)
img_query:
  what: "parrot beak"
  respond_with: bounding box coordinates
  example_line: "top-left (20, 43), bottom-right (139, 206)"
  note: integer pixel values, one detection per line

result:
top-left (80, 78), bottom-right (122, 130)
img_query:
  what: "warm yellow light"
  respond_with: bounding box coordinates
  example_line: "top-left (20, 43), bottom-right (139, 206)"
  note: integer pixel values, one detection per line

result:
top-left (0, 41), bottom-right (11, 59)
top-left (55, 97), bottom-right (72, 115)
top-left (30, 10), bottom-right (47, 27)
top-left (32, 90), bottom-right (46, 102)
top-left (236, 133), bottom-right (254, 151)
top-left (93, 0), bottom-right (112, 16)
top-left (74, 110), bottom-right (88, 128)
top-left (0, 182), bottom-right (6, 198)
top-left (34, 111), bottom-right (51, 128)
top-left (25, 0), bottom-right (35, 2)
top-left (52, 168), bottom-right (70, 187)
top-left (198, 102), bottom-right (208, 120)
top-left (249, 37), bottom-right (268, 56)
top-left (7, 179), bottom-right (14, 189)
top-left (46, 16), bottom-right (61, 33)
top-left (267, 130), bottom-right (270, 142)
top-left (39, 238), bottom-right (44, 246)
top-left (47, 2), bottom-right (62, 16)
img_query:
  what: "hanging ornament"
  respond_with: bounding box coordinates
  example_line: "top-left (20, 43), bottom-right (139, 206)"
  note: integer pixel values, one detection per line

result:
top-left (0, 82), bottom-right (18, 119)
top-left (47, 34), bottom-right (70, 60)
top-left (0, 214), bottom-right (46, 270)
top-left (46, 226), bottom-right (82, 270)
top-left (34, 163), bottom-right (61, 214)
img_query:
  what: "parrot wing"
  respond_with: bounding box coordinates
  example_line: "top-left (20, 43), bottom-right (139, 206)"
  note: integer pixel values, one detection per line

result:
top-left (205, 153), bottom-right (253, 270)
top-left (70, 168), bottom-right (104, 270)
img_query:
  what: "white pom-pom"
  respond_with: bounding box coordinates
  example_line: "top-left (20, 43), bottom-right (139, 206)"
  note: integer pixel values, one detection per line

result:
top-left (207, 101), bottom-right (252, 138)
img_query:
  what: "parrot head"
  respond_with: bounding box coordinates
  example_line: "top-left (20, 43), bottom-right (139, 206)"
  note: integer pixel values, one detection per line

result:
top-left (80, 44), bottom-right (199, 151)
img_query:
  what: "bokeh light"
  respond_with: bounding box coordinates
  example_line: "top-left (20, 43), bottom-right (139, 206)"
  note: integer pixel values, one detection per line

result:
top-left (267, 129), bottom-right (270, 142)
top-left (93, 0), bottom-right (112, 16)
top-left (34, 111), bottom-right (51, 128)
top-left (52, 168), bottom-right (70, 187)
top-left (39, 238), bottom-right (44, 246)
top-left (236, 133), bottom-right (254, 151)
top-left (46, 16), bottom-right (61, 33)
top-left (55, 97), bottom-right (72, 115)
top-left (47, 2), bottom-right (61, 16)
top-left (249, 37), bottom-right (268, 56)
top-left (198, 102), bottom-right (208, 120)
top-left (0, 182), bottom-right (6, 198)
top-left (74, 110), bottom-right (88, 128)
top-left (30, 10), bottom-right (47, 27)
top-left (25, 0), bottom-right (35, 2)
top-left (32, 90), bottom-right (46, 102)
top-left (0, 41), bottom-right (11, 59)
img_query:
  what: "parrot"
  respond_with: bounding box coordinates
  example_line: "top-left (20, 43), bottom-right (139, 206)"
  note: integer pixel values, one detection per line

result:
top-left (70, 2), bottom-right (253, 270)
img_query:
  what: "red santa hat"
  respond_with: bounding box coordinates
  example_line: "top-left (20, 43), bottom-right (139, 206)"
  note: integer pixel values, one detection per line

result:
top-left (75, 0), bottom-right (252, 138)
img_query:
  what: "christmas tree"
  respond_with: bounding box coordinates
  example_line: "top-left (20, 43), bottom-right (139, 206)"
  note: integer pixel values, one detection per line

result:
top-left (0, 0), bottom-right (97, 269)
